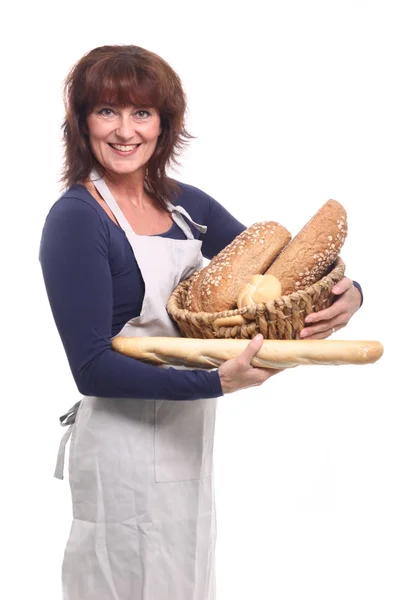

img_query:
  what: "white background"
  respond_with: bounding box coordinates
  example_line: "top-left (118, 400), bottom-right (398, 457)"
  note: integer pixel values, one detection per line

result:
top-left (2, 1), bottom-right (399, 599)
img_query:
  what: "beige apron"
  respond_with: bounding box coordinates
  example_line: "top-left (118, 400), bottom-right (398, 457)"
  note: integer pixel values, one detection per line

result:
top-left (55, 172), bottom-right (218, 600)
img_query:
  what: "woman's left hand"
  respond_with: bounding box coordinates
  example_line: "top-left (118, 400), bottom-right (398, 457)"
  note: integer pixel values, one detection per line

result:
top-left (300, 277), bottom-right (362, 339)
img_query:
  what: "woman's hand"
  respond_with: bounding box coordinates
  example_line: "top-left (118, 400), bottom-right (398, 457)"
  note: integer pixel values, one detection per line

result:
top-left (218, 334), bottom-right (281, 394)
top-left (300, 277), bottom-right (362, 339)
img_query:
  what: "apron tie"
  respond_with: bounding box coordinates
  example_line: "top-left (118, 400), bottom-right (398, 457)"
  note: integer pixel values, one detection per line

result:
top-left (54, 401), bottom-right (81, 480)
top-left (167, 203), bottom-right (208, 235)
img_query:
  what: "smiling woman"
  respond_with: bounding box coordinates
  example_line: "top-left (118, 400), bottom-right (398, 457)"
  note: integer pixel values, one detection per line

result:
top-left (39, 43), bottom-right (363, 600)
top-left (62, 44), bottom-right (191, 206)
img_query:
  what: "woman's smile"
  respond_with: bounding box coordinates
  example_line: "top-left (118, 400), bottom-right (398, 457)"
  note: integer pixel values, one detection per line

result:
top-left (108, 142), bottom-right (141, 156)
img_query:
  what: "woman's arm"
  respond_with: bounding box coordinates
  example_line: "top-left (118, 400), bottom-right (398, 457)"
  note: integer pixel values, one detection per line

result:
top-left (201, 195), bottom-right (246, 258)
top-left (39, 197), bottom-right (222, 400)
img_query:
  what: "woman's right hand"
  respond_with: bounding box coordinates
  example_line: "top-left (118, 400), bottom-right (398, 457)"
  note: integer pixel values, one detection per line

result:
top-left (218, 334), bottom-right (282, 394)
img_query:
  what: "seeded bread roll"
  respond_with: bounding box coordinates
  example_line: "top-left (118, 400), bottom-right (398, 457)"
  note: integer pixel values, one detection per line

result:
top-left (185, 222), bottom-right (292, 313)
top-left (265, 200), bottom-right (347, 295)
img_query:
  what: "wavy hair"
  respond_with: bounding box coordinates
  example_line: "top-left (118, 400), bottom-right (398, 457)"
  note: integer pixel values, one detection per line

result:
top-left (61, 45), bottom-right (193, 205)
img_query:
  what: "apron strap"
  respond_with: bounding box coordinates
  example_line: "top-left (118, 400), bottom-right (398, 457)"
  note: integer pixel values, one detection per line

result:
top-left (90, 170), bottom-right (207, 239)
top-left (59, 400), bottom-right (81, 425)
top-left (165, 202), bottom-right (207, 237)
top-left (90, 170), bottom-right (133, 234)
top-left (54, 425), bottom-right (73, 480)
top-left (54, 401), bottom-right (81, 480)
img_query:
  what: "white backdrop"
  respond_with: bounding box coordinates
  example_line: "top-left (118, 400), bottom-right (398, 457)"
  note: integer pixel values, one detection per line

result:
top-left (2, 1), bottom-right (399, 599)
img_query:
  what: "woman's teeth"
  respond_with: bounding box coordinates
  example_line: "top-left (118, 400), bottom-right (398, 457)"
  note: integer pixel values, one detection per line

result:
top-left (110, 144), bottom-right (139, 152)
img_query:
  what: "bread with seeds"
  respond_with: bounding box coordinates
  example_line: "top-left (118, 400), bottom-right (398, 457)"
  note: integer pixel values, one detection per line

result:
top-left (264, 199), bottom-right (347, 295)
top-left (185, 222), bottom-right (292, 313)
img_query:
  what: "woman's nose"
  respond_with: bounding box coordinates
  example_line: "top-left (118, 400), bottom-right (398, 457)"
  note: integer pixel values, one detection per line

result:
top-left (115, 115), bottom-right (136, 139)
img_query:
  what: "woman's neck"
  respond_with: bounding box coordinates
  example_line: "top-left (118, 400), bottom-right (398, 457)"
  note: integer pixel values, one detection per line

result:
top-left (103, 168), bottom-right (148, 210)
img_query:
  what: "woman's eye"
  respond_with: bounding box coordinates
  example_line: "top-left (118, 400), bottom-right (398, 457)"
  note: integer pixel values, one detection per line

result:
top-left (97, 108), bottom-right (115, 116)
top-left (135, 110), bottom-right (151, 119)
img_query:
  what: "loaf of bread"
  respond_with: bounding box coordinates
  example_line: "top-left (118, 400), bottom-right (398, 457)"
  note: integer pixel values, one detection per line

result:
top-left (265, 200), bottom-right (347, 295)
top-left (112, 336), bottom-right (384, 369)
top-left (185, 222), bottom-right (291, 313)
top-left (237, 274), bottom-right (282, 308)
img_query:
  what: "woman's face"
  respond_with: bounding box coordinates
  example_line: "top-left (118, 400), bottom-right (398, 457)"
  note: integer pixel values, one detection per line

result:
top-left (86, 104), bottom-right (162, 177)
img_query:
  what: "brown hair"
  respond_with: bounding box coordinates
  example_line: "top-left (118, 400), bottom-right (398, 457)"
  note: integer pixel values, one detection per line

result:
top-left (61, 45), bottom-right (193, 205)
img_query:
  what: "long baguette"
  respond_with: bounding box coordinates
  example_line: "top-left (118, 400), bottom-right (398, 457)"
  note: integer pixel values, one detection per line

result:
top-left (112, 336), bottom-right (383, 369)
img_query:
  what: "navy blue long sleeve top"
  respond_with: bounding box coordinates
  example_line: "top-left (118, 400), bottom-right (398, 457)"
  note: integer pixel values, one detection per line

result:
top-left (40, 182), bottom-right (363, 401)
top-left (39, 182), bottom-right (246, 401)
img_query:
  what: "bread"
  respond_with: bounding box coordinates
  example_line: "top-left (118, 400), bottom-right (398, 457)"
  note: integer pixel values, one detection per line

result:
top-left (265, 200), bottom-right (347, 295)
top-left (185, 222), bottom-right (291, 313)
top-left (112, 336), bottom-right (384, 369)
top-left (237, 274), bottom-right (282, 309)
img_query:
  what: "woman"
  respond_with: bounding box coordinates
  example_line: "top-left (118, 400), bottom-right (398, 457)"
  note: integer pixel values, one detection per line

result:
top-left (39, 45), bottom-right (363, 600)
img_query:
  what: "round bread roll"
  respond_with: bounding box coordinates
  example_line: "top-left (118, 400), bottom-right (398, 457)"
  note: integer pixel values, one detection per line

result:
top-left (185, 222), bottom-right (291, 313)
top-left (237, 274), bottom-right (282, 308)
top-left (264, 200), bottom-right (347, 295)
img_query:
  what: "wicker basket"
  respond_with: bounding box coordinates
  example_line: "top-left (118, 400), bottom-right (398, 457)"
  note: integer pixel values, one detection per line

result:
top-left (167, 257), bottom-right (346, 340)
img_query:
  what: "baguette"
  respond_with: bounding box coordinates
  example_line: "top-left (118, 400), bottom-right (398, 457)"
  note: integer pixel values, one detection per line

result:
top-left (265, 199), bottom-right (347, 295)
top-left (112, 336), bottom-right (383, 369)
top-left (185, 221), bottom-right (291, 313)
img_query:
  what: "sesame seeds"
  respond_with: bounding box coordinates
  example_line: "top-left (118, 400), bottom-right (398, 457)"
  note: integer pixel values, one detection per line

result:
top-left (185, 221), bottom-right (291, 312)
top-left (265, 200), bottom-right (348, 294)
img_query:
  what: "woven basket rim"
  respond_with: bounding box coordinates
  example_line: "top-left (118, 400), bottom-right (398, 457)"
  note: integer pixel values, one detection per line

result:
top-left (168, 256), bottom-right (345, 320)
